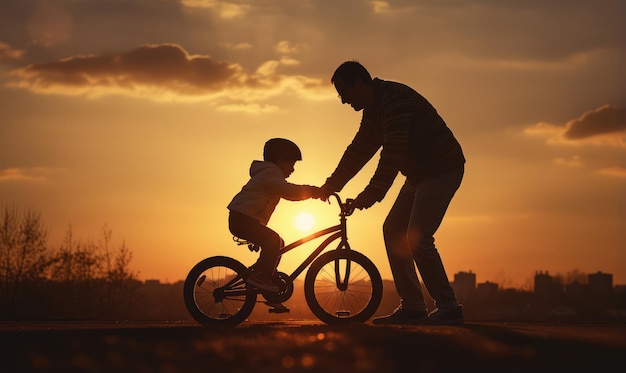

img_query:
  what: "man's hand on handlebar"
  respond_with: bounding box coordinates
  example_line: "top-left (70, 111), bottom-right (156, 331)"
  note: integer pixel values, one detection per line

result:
top-left (318, 183), bottom-right (335, 202)
top-left (352, 189), bottom-right (377, 210)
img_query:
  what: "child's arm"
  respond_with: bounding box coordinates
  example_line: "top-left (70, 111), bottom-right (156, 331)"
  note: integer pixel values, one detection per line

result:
top-left (280, 184), bottom-right (321, 201)
top-left (263, 168), bottom-right (322, 201)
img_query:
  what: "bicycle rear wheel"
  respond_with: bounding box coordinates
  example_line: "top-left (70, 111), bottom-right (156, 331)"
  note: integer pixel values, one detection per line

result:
top-left (304, 249), bottom-right (382, 324)
top-left (183, 256), bottom-right (256, 325)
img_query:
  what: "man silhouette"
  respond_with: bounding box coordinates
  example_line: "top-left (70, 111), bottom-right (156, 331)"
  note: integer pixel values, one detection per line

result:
top-left (320, 61), bottom-right (466, 324)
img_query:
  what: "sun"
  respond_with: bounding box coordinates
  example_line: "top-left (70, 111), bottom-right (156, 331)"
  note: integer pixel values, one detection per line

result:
top-left (294, 212), bottom-right (315, 232)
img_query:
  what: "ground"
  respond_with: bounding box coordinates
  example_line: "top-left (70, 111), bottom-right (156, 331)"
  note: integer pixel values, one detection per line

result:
top-left (1, 320), bottom-right (624, 372)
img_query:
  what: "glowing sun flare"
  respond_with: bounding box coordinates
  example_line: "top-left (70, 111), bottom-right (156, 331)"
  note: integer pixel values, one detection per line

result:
top-left (295, 212), bottom-right (315, 231)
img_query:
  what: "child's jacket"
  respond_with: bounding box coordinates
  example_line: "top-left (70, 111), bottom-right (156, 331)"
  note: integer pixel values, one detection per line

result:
top-left (228, 160), bottom-right (316, 225)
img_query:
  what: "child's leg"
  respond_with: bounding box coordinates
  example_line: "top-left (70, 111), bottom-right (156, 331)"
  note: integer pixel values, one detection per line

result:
top-left (254, 229), bottom-right (281, 275)
top-left (229, 211), bottom-right (282, 274)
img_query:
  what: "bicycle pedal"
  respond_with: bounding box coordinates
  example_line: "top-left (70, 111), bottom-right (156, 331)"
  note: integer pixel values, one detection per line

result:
top-left (269, 307), bottom-right (290, 314)
top-left (265, 301), bottom-right (290, 314)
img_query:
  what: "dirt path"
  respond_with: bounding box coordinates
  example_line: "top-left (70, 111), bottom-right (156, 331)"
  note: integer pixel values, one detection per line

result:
top-left (1, 321), bottom-right (624, 372)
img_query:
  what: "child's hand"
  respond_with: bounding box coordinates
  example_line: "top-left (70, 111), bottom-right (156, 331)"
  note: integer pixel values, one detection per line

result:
top-left (310, 186), bottom-right (326, 200)
top-left (318, 184), bottom-right (334, 202)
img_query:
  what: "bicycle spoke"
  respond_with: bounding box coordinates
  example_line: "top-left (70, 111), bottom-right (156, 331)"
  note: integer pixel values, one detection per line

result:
top-left (184, 256), bottom-right (257, 325)
top-left (314, 263), bottom-right (372, 313)
top-left (305, 249), bottom-right (382, 323)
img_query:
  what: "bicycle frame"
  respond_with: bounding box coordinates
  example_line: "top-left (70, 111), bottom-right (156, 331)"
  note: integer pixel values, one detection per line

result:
top-left (280, 193), bottom-right (353, 281)
top-left (220, 193), bottom-right (354, 297)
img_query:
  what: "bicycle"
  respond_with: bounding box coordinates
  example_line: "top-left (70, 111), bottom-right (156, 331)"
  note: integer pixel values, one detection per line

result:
top-left (183, 193), bottom-right (383, 325)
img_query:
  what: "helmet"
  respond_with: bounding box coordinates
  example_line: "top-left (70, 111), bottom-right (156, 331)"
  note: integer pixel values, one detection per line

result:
top-left (263, 138), bottom-right (302, 162)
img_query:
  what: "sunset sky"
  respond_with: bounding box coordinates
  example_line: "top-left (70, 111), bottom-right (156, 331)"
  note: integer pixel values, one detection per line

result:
top-left (1, 0), bottom-right (624, 288)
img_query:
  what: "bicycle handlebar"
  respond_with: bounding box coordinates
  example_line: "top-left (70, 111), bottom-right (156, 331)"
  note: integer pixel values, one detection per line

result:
top-left (329, 193), bottom-right (356, 217)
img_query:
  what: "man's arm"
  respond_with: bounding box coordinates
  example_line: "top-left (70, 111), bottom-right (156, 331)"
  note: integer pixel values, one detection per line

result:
top-left (322, 125), bottom-right (380, 196)
top-left (354, 93), bottom-right (413, 208)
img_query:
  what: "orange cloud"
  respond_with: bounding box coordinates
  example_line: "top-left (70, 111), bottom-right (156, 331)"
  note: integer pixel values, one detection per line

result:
top-left (553, 155), bottom-right (584, 168)
top-left (563, 105), bottom-right (626, 140)
top-left (6, 43), bottom-right (328, 103)
top-left (0, 42), bottom-right (24, 61)
top-left (274, 41), bottom-right (304, 55)
top-left (181, 0), bottom-right (250, 18)
top-left (524, 105), bottom-right (626, 147)
top-left (597, 166), bottom-right (626, 179)
top-left (216, 103), bottom-right (280, 114)
top-left (525, 106), bottom-right (625, 177)
top-left (0, 167), bottom-right (54, 182)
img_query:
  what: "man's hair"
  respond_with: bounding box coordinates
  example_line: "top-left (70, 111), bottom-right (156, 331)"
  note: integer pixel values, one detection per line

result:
top-left (331, 61), bottom-right (372, 87)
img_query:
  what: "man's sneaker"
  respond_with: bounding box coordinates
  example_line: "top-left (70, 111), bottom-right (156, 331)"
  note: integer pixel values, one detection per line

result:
top-left (246, 272), bottom-right (280, 293)
top-left (420, 305), bottom-right (464, 325)
top-left (372, 306), bottom-right (427, 325)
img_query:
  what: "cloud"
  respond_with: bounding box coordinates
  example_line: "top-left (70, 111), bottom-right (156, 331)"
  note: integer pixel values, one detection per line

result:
top-left (524, 105), bottom-right (626, 147)
top-left (597, 166), bottom-right (626, 179)
top-left (0, 42), bottom-right (24, 61)
top-left (369, 0), bottom-right (417, 15)
top-left (219, 42), bottom-right (253, 50)
top-left (216, 103), bottom-right (280, 114)
top-left (5, 43), bottom-right (330, 104)
top-left (525, 106), bottom-right (625, 178)
top-left (553, 155), bottom-right (584, 168)
top-left (274, 41), bottom-right (303, 55)
top-left (181, 0), bottom-right (250, 18)
top-left (563, 105), bottom-right (626, 140)
top-left (370, 1), bottom-right (391, 14)
top-left (0, 167), bottom-right (54, 182)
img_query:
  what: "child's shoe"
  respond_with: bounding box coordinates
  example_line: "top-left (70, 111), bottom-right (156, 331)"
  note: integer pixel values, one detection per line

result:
top-left (246, 271), bottom-right (280, 293)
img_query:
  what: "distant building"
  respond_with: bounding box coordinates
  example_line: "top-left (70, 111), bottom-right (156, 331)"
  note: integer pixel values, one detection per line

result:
top-left (476, 281), bottom-right (499, 298)
top-left (144, 279), bottom-right (161, 286)
top-left (534, 271), bottom-right (555, 295)
top-left (588, 271), bottom-right (613, 299)
top-left (565, 281), bottom-right (586, 298)
top-left (453, 271), bottom-right (476, 302)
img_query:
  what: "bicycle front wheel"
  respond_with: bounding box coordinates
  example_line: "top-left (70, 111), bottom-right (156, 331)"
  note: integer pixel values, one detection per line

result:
top-left (183, 256), bottom-right (256, 325)
top-left (304, 250), bottom-right (382, 324)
